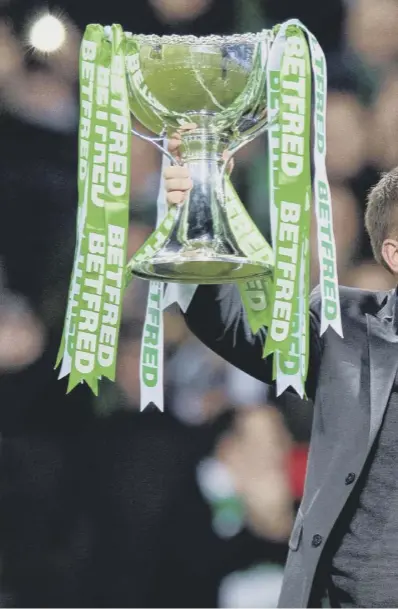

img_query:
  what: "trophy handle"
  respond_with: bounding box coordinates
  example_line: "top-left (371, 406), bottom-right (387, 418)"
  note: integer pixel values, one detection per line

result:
top-left (131, 127), bottom-right (181, 166)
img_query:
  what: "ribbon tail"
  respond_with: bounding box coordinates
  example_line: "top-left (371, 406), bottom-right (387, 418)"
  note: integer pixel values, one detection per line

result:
top-left (163, 284), bottom-right (198, 312)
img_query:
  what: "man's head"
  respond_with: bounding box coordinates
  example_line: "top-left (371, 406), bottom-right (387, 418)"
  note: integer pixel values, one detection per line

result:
top-left (365, 167), bottom-right (398, 274)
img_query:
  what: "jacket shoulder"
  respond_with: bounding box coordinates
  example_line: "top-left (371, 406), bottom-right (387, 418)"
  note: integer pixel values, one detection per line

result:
top-left (310, 284), bottom-right (390, 318)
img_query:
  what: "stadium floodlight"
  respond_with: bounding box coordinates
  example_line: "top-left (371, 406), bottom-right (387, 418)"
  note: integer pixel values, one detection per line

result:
top-left (29, 14), bottom-right (66, 53)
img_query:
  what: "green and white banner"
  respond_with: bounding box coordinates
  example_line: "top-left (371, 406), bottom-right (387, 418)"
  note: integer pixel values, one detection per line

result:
top-left (224, 177), bottom-right (274, 334)
top-left (264, 20), bottom-right (342, 397)
top-left (126, 186), bottom-right (178, 410)
top-left (264, 24), bottom-right (312, 397)
top-left (139, 279), bottom-right (164, 411)
top-left (139, 147), bottom-right (168, 412)
top-left (299, 22), bottom-right (342, 337)
top-left (56, 24), bottom-right (131, 393)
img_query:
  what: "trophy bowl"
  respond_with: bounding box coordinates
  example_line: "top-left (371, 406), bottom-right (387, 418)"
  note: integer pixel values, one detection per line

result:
top-left (124, 31), bottom-right (274, 284)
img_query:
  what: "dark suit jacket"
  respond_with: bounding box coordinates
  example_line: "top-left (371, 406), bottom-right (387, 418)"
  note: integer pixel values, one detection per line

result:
top-left (184, 283), bottom-right (398, 608)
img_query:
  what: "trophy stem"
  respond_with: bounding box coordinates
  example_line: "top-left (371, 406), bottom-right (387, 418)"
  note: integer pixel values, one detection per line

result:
top-left (176, 132), bottom-right (232, 252)
top-left (177, 159), bottom-right (228, 250)
top-left (129, 133), bottom-right (273, 283)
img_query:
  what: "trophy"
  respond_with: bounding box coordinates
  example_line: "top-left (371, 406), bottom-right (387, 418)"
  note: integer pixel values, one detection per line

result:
top-left (58, 22), bottom-right (341, 401)
top-left (124, 31), bottom-right (273, 284)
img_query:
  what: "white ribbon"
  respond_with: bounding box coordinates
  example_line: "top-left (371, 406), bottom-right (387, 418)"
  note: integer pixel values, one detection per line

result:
top-left (139, 144), bottom-right (168, 411)
top-left (300, 23), bottom-right (343, 337)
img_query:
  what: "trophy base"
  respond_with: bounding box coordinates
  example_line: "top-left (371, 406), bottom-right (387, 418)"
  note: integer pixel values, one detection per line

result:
top-left (130, 252), bottom-right (273, 284)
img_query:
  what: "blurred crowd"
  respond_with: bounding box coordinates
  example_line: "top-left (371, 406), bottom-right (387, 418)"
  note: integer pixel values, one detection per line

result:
top-left (0, 0), bottom-right (397, 607)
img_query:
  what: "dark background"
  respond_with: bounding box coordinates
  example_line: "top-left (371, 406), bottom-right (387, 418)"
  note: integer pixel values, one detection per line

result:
top-left (0, 0), bottom-right (396, 606)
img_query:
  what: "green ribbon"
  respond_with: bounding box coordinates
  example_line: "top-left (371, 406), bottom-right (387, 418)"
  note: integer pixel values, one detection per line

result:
top-left (56, 24), bottom-right (131, 394)
top-left (224, 177), bottom-right (274, 333)
top-left (264, 25), bottom-right (312, 397)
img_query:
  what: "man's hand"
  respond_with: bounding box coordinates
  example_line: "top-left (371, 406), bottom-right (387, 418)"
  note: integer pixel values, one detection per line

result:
top-left (164, 123), bottom-right (234, 206)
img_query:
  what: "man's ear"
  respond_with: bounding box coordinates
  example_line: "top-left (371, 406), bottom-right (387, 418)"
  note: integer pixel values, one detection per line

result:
top-left (381, 238), bottom-right (398, 274)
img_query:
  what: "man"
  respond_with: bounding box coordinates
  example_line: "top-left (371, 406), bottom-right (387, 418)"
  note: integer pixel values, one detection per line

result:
top-left (164, 130), bottom-right (398, 608)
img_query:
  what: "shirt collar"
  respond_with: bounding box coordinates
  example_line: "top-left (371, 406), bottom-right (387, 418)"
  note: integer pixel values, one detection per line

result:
top-left (394, 287), bottom-right (398, 332)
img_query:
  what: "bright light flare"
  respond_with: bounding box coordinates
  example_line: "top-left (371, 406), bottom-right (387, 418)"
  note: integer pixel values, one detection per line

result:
top-left (29, 14), bottom-right (66, 53)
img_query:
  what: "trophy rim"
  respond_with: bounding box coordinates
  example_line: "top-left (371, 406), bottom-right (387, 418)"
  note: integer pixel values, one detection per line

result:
top-left (124, 30), bottom-right (273, 46)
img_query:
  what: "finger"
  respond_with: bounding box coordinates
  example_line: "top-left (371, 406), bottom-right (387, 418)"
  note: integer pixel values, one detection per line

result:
top-left (167, 122), bottom-right (197, 155)
top-left (164, 166), bottom-right (190, 180)
top-left (165, 177), bottom-right (193, 192)
top-left (168, 132), bottom-right (182, 155)
top-left (167, 190), bottom-right (187, 205)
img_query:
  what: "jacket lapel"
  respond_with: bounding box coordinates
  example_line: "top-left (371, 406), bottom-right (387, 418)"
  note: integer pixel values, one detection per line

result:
top-left (367, 289), bottom-right (398, 450)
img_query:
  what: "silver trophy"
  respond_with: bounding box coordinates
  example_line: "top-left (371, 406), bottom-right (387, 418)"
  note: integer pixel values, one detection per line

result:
top-left (125, 31), bottom-right (273, 284)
